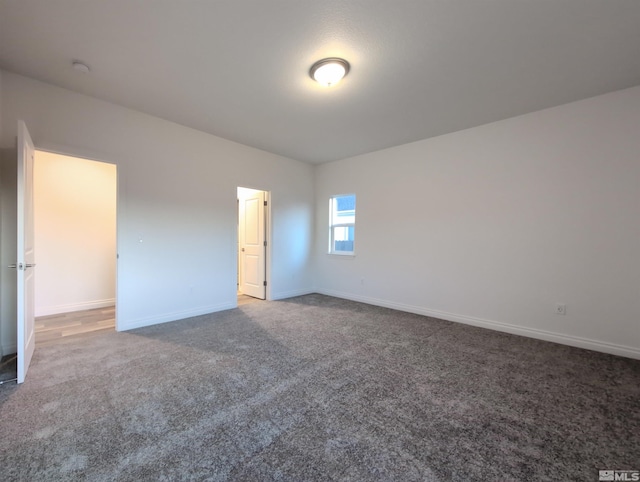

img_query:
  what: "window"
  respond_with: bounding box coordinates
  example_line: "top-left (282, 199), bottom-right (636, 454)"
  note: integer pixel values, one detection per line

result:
top-left (329, 194), bottom-right (356, 254)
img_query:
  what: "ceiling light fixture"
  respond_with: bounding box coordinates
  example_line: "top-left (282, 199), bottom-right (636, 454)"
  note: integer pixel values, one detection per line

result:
top-left (309, 58), bottom-right (350, 87)
top-left (72, 61), bottom-right (90, 74)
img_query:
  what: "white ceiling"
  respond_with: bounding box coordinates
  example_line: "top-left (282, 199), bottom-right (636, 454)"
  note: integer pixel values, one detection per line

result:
top-left (1, 1), bottom-right (639, 164)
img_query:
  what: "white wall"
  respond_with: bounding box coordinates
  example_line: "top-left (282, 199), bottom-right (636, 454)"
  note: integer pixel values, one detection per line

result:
top-left (0, 71), bottom-right (315, 336)
top-left (34, 151), bottom-right (117, 316)
top-left (315, 86), bottom-right (640, 359)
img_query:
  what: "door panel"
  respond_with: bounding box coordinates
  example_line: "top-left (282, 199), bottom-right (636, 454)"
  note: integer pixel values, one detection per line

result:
top-left (239, 190), bottom-right (265, 299)
top-left (17, 120), bottom-right (36, 383)
top-left (244, 255), bottom-right (259, 285)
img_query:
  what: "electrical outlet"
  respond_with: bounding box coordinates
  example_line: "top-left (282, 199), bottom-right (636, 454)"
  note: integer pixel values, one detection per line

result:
top-left (555, 303), bottom-right (566, 315)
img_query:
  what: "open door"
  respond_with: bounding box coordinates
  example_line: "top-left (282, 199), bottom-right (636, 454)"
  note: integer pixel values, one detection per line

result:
top-left (238, 189), bottom-right (266, 299)
top-left (16, 121), bottom-right (36, 383)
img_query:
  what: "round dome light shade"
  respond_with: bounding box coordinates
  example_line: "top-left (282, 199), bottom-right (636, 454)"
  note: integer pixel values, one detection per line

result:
top-left (310, 58), bottom-right (350, 87)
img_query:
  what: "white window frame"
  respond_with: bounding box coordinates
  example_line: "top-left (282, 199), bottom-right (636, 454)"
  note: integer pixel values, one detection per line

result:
top-left (329, 194), bottom-right (356, 255)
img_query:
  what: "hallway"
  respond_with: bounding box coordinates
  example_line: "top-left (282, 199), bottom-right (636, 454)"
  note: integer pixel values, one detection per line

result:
top-left (35, 306), bottom-right (115, 345)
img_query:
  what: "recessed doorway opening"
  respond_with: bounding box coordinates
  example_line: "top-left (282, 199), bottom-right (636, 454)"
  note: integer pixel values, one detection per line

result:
top-left (237, 187), bottom-right (270, 304)
top-left (34, 150), bottom-right (117, 344)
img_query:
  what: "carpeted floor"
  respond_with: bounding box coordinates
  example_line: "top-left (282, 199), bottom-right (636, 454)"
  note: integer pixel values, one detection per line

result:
top-left (0, 294), bottom-right (638, 481)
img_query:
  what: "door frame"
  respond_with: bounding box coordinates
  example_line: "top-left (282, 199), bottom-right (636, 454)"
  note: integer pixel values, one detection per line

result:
top-left (34, 143), bottom-right (120, 330)
top-left (237, 186), bottom-right (271, 302)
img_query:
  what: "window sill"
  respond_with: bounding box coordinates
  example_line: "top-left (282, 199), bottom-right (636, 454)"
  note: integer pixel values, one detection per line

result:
top-left (327, 252), bottom-right (355, 258)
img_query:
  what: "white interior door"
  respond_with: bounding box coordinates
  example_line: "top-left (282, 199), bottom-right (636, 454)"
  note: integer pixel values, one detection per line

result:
top-left (16, 120), bottom-right (36, 383)
top-left (239, 190), bottom-right (266, 299)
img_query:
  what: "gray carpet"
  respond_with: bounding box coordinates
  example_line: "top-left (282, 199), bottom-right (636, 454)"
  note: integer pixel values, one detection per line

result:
top-left (0, 294), bottom-right (638, 481)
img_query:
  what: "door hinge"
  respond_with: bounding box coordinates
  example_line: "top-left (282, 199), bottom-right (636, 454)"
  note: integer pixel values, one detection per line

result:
top-left (264, 201), bottom-right (267, 206)
top-left (263, 241), bottom-right (267, 247)
top-left (263, 280), bottom-right (267, 286)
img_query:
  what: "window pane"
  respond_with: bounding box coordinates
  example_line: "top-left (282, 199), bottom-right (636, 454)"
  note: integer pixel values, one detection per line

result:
top-left (330, 194), bottom-right (356, 254)
top-left (333, 225), bottom-right (354, 253)
top-left (331, 194), bottom-right (356, 225)
top-left (336, 195), bottom-right (355, 212)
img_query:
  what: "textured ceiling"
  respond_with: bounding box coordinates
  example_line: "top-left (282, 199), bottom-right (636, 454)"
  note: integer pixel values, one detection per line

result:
top-left (1, 0), bottom-right (639, 164)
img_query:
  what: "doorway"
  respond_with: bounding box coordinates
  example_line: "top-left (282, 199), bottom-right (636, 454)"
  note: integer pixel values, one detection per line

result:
top-left (33, 151), bottom-right (117, 343)
top-left (237, 187), bottom-right (269, 302)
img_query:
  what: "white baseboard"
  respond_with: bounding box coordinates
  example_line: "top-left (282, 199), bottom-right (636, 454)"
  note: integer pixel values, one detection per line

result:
top-left (1, 343), bottom-right (17, 357)
top-left (35, 298), bottom-right (116, 317)
top-left (270, 289), bottom-right (315, 301)
top-left (119, 290), bottom-right (315, 331)
top-left (118, 301), bottom-right (237, 332)
top-left (316, 289), bottom-right (640, 360)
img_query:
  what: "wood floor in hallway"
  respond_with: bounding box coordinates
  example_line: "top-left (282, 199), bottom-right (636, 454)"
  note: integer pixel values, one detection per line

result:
top-left (35, 306), bottom-right (116, 345)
